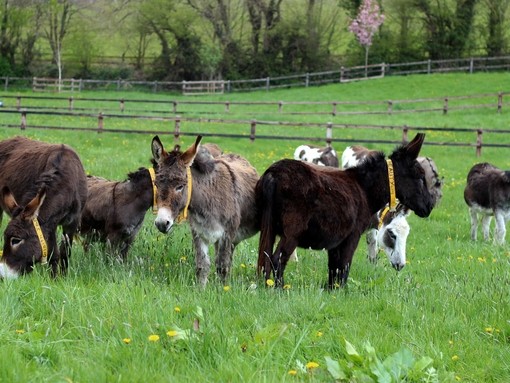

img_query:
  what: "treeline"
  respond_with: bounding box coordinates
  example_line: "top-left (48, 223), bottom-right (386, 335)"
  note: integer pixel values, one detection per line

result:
top-left (0, 0), bottom-right (508, 82)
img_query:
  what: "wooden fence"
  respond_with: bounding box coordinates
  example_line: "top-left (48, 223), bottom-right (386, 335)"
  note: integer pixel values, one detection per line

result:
top-left (1, 91), bottom-right (508, 117)
top-left (1, 55), bottom-right (510, 93)
top-left (0, 107), bottom-right (506, 157)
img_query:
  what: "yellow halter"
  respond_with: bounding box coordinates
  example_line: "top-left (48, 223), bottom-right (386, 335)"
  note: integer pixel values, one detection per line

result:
top-left (176, 167), bottom-right (192, 223)
top-left (378, 159), bottom-right (397, 229)
top-left (148, 167), bottom-right (158, 214)
top-left (32, 217), bottom-right (48, 265)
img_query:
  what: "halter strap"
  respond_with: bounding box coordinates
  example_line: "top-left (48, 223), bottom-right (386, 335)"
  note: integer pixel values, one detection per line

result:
top-left (148, 167), bottom-right (158, 214)
top-left (176, 167), bottom-right (192, 223)
top-left (32, 217), bottom-right (48, 265)
top-left (378, 206), bottom-right (390, 229)
top-left (386, 159), bottom-right (397, 210)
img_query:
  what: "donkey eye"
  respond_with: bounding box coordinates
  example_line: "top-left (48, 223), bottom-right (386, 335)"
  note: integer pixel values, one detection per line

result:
top-left (175, 185), bottom-right (184, 193)
top-left (10, 237), bottom-right (23, 247)
top-left (388, 231), bottom-right (396, 240)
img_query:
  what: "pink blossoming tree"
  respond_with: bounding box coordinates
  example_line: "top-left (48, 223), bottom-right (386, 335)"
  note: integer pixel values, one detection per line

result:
top-left (349, 0), bottom-right (385, 77)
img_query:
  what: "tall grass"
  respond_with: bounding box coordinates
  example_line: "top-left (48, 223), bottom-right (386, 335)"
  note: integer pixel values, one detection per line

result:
top-left (0, 73), bottom-right (509, 382)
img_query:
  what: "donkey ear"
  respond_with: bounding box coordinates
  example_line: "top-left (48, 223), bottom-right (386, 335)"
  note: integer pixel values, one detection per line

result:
top-left (20, 188), bottom-right (46, 221)
top-left (151, 136), bottom-right (168, 163)
top-left (1, 186), bottom-right (19, 214)
top-left (404, 133), bottom-right (425, 159)
top-left (181, 135), bottom-right (203, 167)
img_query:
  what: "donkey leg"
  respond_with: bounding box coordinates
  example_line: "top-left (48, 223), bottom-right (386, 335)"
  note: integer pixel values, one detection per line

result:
top-left (327, 234), bottom-right (361, 288)
top-left (366, 229), bottom-right (378, 264)
top-left (494, 211), bottom-right (506, 245)
top-left (469, 208), bottom-right (479, 241)
top-left (192, 231), bottom-right (211, 287)
top-left (270, 238), bottom-right (296, 287)
top-left (481, 215), bottom-right (492, 242)
top-left (215, 237), bottom-right (235, 283)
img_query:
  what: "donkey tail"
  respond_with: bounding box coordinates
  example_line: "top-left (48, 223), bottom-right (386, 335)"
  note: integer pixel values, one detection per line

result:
top-left (256, 173), bottom-right (277, 276)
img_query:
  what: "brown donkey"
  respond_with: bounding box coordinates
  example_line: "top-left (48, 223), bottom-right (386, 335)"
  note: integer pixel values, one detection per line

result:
top-left (79, 167), bottom-right (158, 259)
top-left (256, 133), bottom-right (433, 288)
top-left (0, 136), bottom-right (87, 278)
top-left (151, 136), bottom-right (259, 287)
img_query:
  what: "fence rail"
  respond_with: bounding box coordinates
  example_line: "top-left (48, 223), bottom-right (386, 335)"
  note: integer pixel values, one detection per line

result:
top-left (1, 55), bottom-right (510, 93)
top-left (0, 107), bottom-right (505, 156)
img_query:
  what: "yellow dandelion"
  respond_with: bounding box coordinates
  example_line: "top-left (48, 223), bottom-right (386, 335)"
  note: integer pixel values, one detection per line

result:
top-left (148, 334), bottom-right (160, 342)
top-left (455, 376), bottom-right (461, 381)
top-left (477, 257), bottom-right (486, 263)
top-left (180, 256), bottom-right (187, 262)
top-left (15, 329), bottom-right (25, 334)
top-left (240, 263), bottom-right (246, 268)
top-left (174, 306), bottom-right (181, 313)
top-left (122, 338), bottom-right (131, 344)
top-left (283, 284), bottom-right (291, 289)
top-left (448, 340), bottom-right (454, 345)
top-left (288, 370), bottom-right (297, 376)
top-left (451, 355), bottom-right (459, 361)
top-left (306, 361), bottom-right (319, 369)
top-left (166, 330), bottom-right (178, 337)
top-left (316, 331), bottom-right (323, 337)
top-left (266, 279), bottom-right (275, 287)
top-left (223, 285), bottom-right (231, 292)
top-left (485, 327), bottom-right (494, 333)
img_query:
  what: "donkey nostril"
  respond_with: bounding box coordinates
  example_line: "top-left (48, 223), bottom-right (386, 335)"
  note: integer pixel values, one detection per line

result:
top-left (392, 263), bottom-right (404, 271)
top-left (155, 219), bottom-right (171, 233)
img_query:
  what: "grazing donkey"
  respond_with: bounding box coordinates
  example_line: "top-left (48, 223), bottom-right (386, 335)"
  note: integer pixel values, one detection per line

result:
top-left (79, 167), bottom-right (158, 259)
top-left (341, 145), bottom-right (442, 266)
top-left (257, 133), bottom-right (433, 288)
top-left (464, 162), bottom-right (510, 244)
top-left (0, 136), bottom-right (87, 278)
top-left (151, 135), bottom-right (259, 287)
top-left (294, 144), bottom-right (339, 167)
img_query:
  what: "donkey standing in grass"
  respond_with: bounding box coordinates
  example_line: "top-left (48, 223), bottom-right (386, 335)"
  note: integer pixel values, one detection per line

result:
top-left (151, 136), bottom-right (259, 287)
top-left (257, 134), bottom-right (433, 288)
top-left (294, 144), bottom-right (339, 167)
top-left (79, 167), bottom-right (158, 259)
top-left (0, 136), bottom-right (87, 278)
top-left (464, 162), bottom-right (510, 244)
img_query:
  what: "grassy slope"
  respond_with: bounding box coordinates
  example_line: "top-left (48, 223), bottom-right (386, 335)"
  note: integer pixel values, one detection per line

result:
top-left (0, 73), bottom-right (509, 382)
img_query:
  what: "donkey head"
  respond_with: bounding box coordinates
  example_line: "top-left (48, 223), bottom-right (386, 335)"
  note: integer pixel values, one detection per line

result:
top-left (0, 186), bottom-right (49, 278)
top-left (376, 205), bottom-right (411, 271)
top-left (389, 133), bottom-right (433, 218)
top-left (151, 135), bottom-right (202, 234)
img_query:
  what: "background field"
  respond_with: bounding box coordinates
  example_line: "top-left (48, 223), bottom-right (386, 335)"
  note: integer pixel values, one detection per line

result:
top-left (0, 73), bottom-right (509, 382)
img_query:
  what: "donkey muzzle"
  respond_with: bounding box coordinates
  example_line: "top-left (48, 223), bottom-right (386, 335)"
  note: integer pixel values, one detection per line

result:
top-left (154, 207), bottom-right (174, 234)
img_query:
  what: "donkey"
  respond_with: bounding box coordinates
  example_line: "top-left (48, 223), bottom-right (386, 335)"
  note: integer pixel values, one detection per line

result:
top-left (0, 136), bottom-right (88, 278)
top-left (151, 135), bottom-right (260, 287)
top-left (464, 162), bottom-right (510, 244)
top-left (79, 167), bottom-right (158, 259)
top-left (256, 133), bottom-right (433, 288)
top-left (294, 144), bottom-right (339, 167)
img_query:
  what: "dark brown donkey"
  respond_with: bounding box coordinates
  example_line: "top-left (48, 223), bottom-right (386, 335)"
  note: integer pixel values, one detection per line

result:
top-left (256, 133), bottom-right (433, 288)
top-left (0, 136), bottom-right (87, 278)
top-left (151, 135), bottom-right (259, 287)
top-left (79, 167), bottom-right (158, 259)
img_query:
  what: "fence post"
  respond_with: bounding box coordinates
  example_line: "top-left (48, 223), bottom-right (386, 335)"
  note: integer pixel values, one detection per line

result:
top-left (173, 101), bottom-right (178, 113)
top-left (225, 101), bottom-right (230, 113)
top-left (326, 122), bottom-right (333, 147)
top-left (387, 100), bottom-right (393, 115)
top-left (4, 76), bottom-right (8, 91)
top-left (305, 73), bottom-right (309, 87)
top-left (21, 111), bottom-right (26, 130)
top-left (402, 125), bottom-right (408, 143)
top-left (68, 96), bottom-right (74, 111)
top-left (443, 97), bottom-right (448, 115)
top-left (250, 120), bottom-right (257, 143)
top-left (227, 80), bottom-right (231, 93)
top-left (278, 101), bottom-right (283, 113)
top-left (79, 79), bottom-right (83, 92)
top-left (332, 102), bottom-right (337, 116)
top-left (476, 129), bottom-right (483, 157)
top-left (266, 77), bottom-right (270, 91)
top-left (381, 63), bottom-right (385, 78)
top-left (469, 57), bottom-right (474, 74)
top-left (117, 79), bottom-right (121, 90)
top-left (174, 117), bottom-right (181, 143)
top-left (16, 96), bottom-right (21, 110)
top-left (427, 59), bottom-right (431, 74)
top-left (153, 81), bottom-right (158, 93)
top-left (340, 66), bottom-right (344, 82)
top-left (97, 112), bottom-right (103, 133)
top-left (120, 98), bottom-right (125, 113)
top-left (498, 92), bottom-right (502, 113)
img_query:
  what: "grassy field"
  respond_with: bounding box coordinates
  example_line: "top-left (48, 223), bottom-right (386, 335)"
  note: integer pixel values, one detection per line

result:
top-left (0, 73), bottom-right (509, 382)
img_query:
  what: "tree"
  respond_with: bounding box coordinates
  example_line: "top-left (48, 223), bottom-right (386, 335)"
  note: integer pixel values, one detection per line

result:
top-left (348, 0), bottom-right (384, 76)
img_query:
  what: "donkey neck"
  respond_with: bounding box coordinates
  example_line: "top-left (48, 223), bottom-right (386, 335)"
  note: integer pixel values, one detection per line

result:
top-left (352, 157), bottom-right (393, 215)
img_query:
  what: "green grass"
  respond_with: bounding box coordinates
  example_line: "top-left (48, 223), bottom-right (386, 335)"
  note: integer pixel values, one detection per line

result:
top-left (1, 73), bottom-right (510, 382)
